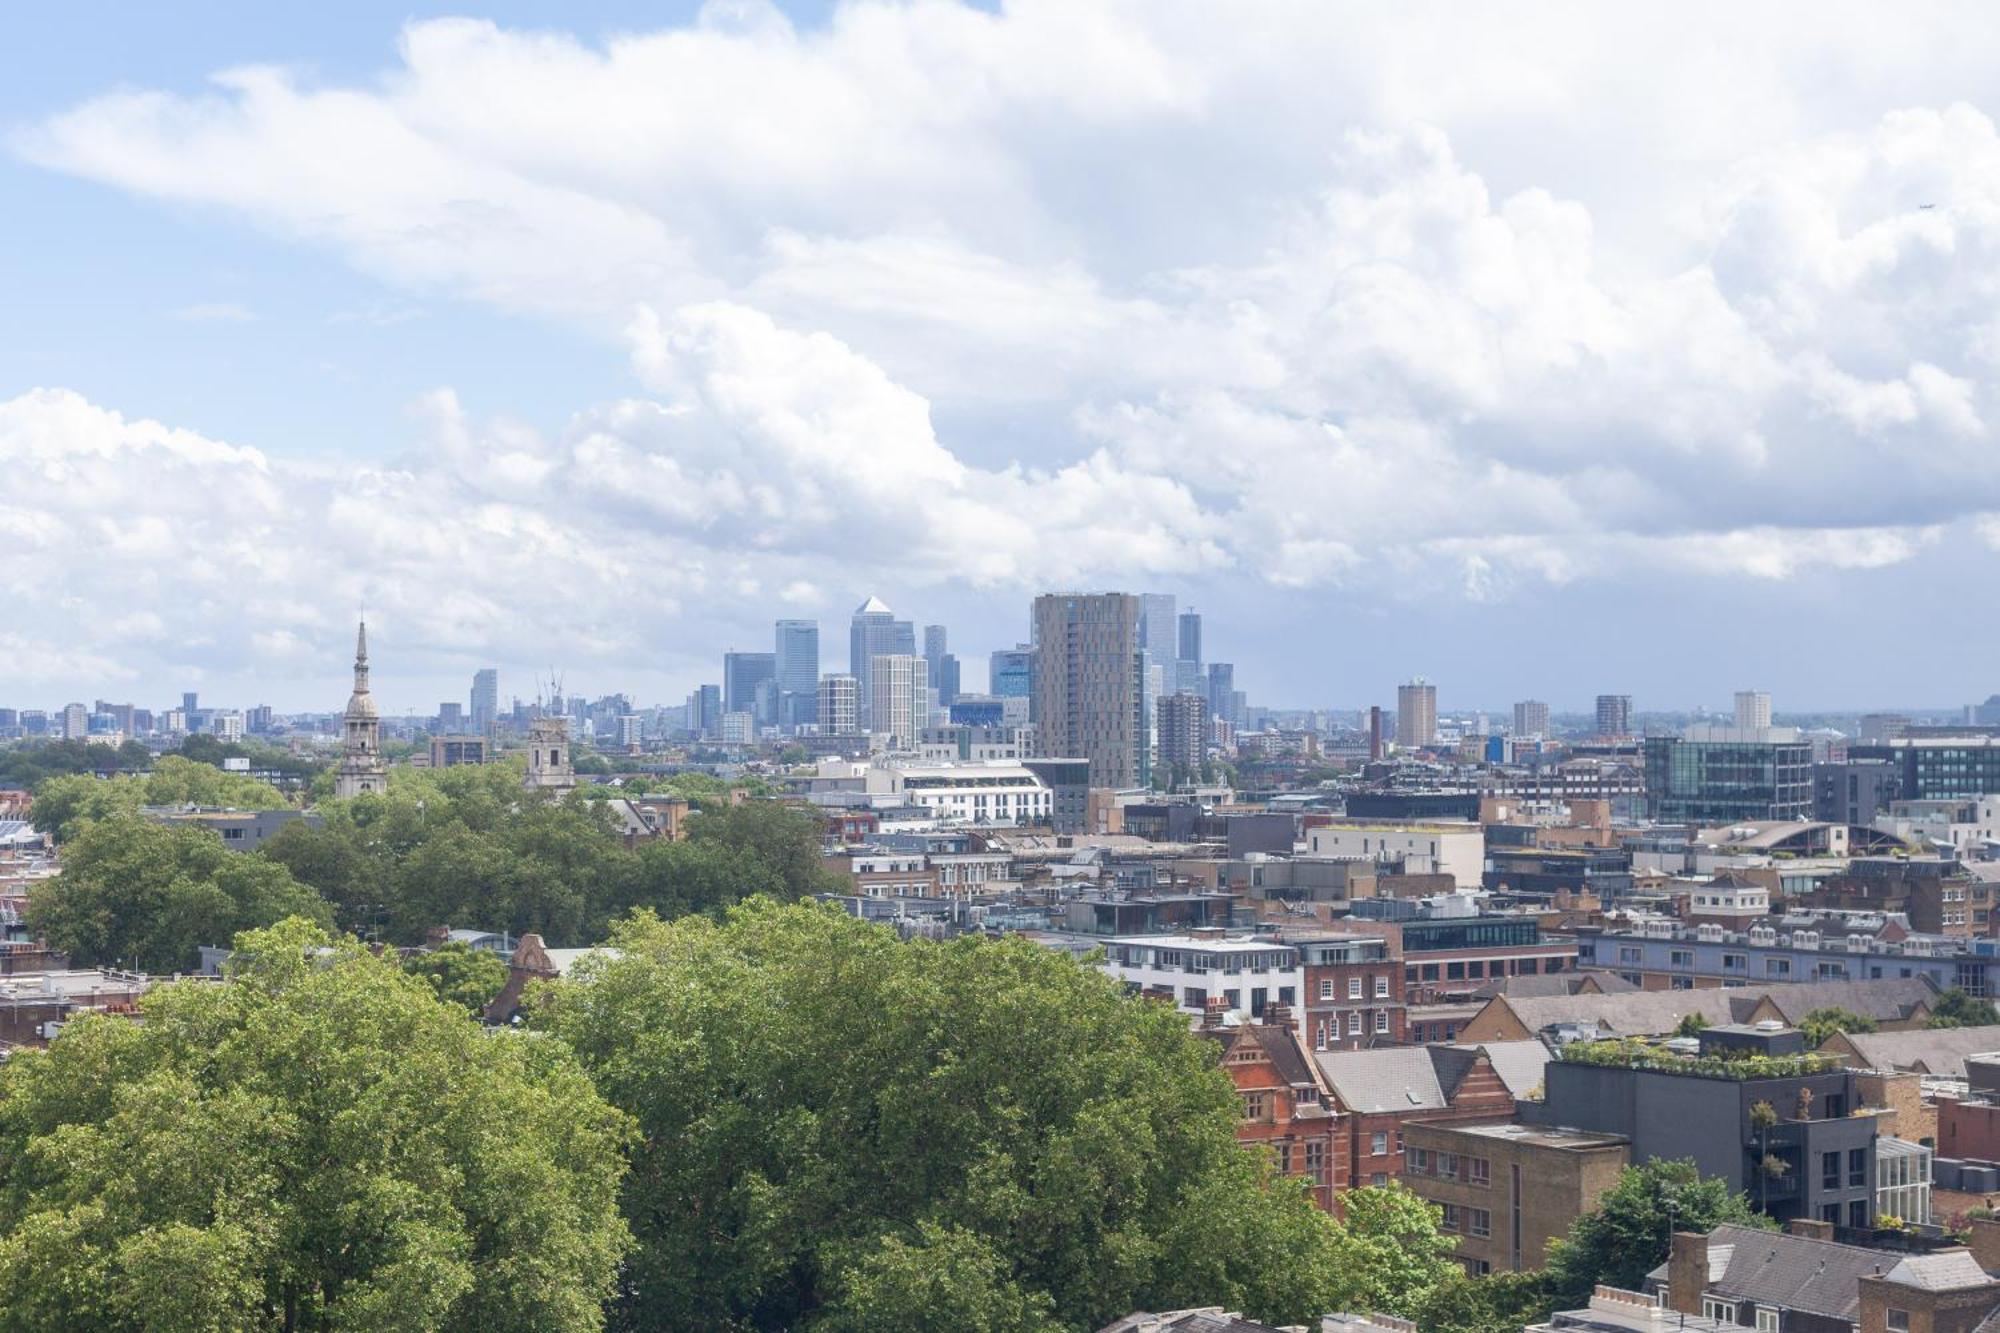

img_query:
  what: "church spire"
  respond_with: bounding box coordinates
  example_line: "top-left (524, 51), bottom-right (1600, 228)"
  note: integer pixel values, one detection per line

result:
top-left (353, 618), bottom-right (370, 694)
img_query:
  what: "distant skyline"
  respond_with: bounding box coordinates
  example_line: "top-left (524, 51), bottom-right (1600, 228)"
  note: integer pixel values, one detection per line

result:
top-left (8, 4), bottom-right (2000, 708)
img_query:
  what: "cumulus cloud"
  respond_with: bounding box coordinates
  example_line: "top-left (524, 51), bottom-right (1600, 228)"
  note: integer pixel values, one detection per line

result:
top-left (12, 3), bottom-right (2000, 697)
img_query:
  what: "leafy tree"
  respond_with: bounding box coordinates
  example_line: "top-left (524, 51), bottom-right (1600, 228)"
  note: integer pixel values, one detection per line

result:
top-left (1543, 1159), bottom-right (1771, 1308)
top-left (404, 941), bottom-right (509, 1017)
top-left (1418, 1270), bottom-right (1558, 1333)
top-left (683, 799), bottom-right (843, 900)
top-left (1798, 1006), bottom-right (1877, 1047)
top-left (26, 817), bottom-right (330, 972)
top-left (540, 901), bottom-right (1349, 1331)
top-left (600, 836), bottom-right (786, 925)
top-left (1929, 988), bottom-right (2000, 1029)
top-left (0, 919), bottom-right (631, 1331)
top-left (32, 757), bottom-right (290, 843)
top-left (1320, 1184), bottom-right (1461, 1317)
top-left (0, 738), bottom-right (150, 789)
top-left (1674, 1012), bottom-right (1709, 1038)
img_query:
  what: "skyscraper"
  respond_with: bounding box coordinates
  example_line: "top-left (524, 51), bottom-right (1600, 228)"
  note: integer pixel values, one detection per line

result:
top-left (868, 654), bottom-right (928, 749)
top-left (1513, 699), bottom-right (1550, 738)
top-left (817, 673), bottom-right (859, 735)
top-left (990, 645), bottom-right (1034, 701)
top-left (775, 620), bottom-right (819, 728)
top-left (1595, 694), bottom-right (1632, 739)
top-left (1397, 678), bottom-right (1438, 749)
top-left (1207, 662), bottom-right (1236, 726)
top-left (923, 624), bottom-right (961, 708)
top-left (687, 684), bottom-right (721, 738)
top-left (723, 651), bottom-right (778, 726)
top-left (470, 668), bottom-right (499, 734)
top-left (1157, 692), bottom-right (1208, 786)
top-left (1734, 690), bottom-right (1772, 733)
top-left (1031, 592), bottom-right (1146, 788)
top-left (849, 595), bottom-right (915, 728)
top-left (1175, 608), bottom-right (1203, 694)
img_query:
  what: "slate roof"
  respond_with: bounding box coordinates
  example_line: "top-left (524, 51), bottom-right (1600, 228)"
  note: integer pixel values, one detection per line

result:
top-left (1314, 1046), bottom-right (1448, 1113)
top-left (1452, 1040), bottom-right (1551, 1098)
top-left (1098, 1310), bottom-right (1291, 1333)
top-left (1882, 1251), bottom-right (1993, 1292)
top-left (1650, 1223), bottom-right (1904, 1323)
top-left (1468, 970), bottom-right (1638, 1000)
top-left (1196, 1021), bottom-right (1320, 1090)
top-left (1491, 976), bottom-right (1939, 1038)
top-left (1827, 1024), bottom-right (2000, 1078)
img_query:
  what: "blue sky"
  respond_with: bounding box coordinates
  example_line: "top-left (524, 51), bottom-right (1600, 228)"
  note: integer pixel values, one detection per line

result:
top-left (6, 2), bottom-right (2000, 716)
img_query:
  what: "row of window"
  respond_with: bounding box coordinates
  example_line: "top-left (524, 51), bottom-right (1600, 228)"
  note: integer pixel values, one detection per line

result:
top-left (1438, 1204), bottom-right (1491, 1238)
top-left (1314, 1011), bottom-right (1392, 1045)
top-left (1318, 976), bottom-right (1392, 1001)
top-left (1267, 1139), bottom-right (1330, 1187)
top-left (1407, 1148), bottom-right (1491, 1185)
top-left (1701, 1299), bottom-right (1779, 1331)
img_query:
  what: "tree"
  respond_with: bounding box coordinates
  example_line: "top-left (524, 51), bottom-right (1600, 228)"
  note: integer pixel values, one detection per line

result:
top-left (540, 901), bottom-right (1350, 1331)
top-left (1929, 988), bottom-right (2000, 1029)
top-left (819, 1222), bottom-right (1062, 1333)
top-left (31, 757), bottom-right (290, 844)
top-left (1418, 1270), bottom-right (1558, 1333)
top-left (1674, 1012), bottom-right (1709, 1038)
top-left (1542, 1159), bottom-right (1771, 1308)
top-left (404, 940), bottom-right (509, 1016)
top-left (1320, 1184), bottom-right (1461, 1318)
top-left (0, 919), bottom-right (631, 1331)
top-left (26, 816), bottom-right (330, 972)
top-left (683, 799), bottom-right (845, 900)
top-left (1798, 1006), bottom-right (1877, 1047)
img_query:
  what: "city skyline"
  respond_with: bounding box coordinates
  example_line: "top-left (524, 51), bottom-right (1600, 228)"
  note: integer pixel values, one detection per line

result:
top-left (10, 5), bottom-right (2000, 707)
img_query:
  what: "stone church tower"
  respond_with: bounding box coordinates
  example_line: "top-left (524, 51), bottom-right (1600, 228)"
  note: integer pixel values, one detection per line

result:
top-left (333, 619), bottom-right (389, 799)
top-left (523, 709), bottom-right (576, 794)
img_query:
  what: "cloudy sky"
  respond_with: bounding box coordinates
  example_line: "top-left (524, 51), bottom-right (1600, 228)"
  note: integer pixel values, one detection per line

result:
top-left (7, 1), bottom-right (2000, 716)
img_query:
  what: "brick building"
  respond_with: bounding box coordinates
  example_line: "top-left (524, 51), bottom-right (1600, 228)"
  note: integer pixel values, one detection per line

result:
top-left (1402, 1120), bottom-right (1629, 1275)
top-left (1197, 1000), bottom-right (1344, 1213)
top-left (1284, 930), bottom-right (1407, 1051)
top-left (1313, 1044), bottom-right (1517, 1188)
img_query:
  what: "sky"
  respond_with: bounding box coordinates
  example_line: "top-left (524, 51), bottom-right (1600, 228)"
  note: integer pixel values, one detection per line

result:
top-left (7, 1), bottom-right (2000, 717)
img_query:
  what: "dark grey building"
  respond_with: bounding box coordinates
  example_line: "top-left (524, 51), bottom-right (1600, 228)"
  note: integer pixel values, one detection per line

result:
top-left (723, 651), bottom-right (777, 725)
top-left (1022, 757), bottom-right (1089, 833)
top-left (1851, 737), bottom-right (2000, 802)
top-left (1813, 760), bottom-right (1902, 826)
top-left (1521, 1034), bottom-right (1879, 1229)
top-left (1644, 732), bottom-right (1814, 824)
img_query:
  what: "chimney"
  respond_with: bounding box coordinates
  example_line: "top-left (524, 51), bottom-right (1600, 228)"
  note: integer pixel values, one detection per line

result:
top-left (1666, 1231), bottom-right (1709, 1315)
top-left (1265, 1001), bottom-right (1293, 1028)
top-left (1970, 1217), bottom-right (2000, 1274)
top-left (1787, 1217), bottom-right (1835, 1241)
top-left (1202, 997), bottom-right (1229, 1029)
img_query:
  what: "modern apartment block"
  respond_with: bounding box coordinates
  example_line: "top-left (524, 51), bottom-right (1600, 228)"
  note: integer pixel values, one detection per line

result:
top-left (1031, 593), bottom-right (1147, 789)
top-left (1644, 728), bottom-right (1814, 823)
top-left (1398, 677), bottom-right (1438, 749)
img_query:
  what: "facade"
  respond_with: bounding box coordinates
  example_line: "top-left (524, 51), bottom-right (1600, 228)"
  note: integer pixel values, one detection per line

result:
top-left (1207, 662), bottom-right (1237, 727)
top-left (1514, 699), bottom-right (1551, 739)
top-left (723, 650), bottom-right (778, 726)
top-left (1736, 690), bottom-right (1774, 732)
top-left (522, 712), bottom-right (576, 793)
top-left (1197, 1003), bottom-right (1343, 1214)
top-left (1402, 1120), bottom-right (1629, 1274)
top-left (816, 673), bottom-right (859, 735)
top-left (921, 624), bottom-right (960, 708)
top-left (1398, 678), bottom-right (1438, 749)
top-left (1520, 1038), bottom-right (1881, 1228)
top-left (849, 596), bottom-right (916, 728)
top-left (1103, 934), bottom-right (1302, 1023)
top-left (1596, 694), bottom-right (1633, 738)
top-left (775, 619), bottom-right (819, 726)
top-left (1644, 729), bottom-right (1814, 824)
top-left (332, 620), bottom-right (388, 799)
top-left (989, 645), bottom-right (1034, 701)
top-left (1156, 692), bottom-right (1208, 784)
top-left (470, 667), bottom-right (498, 733)
top-left (1304, 821), bottom-right (1485, 887)
top-left (1815, 760), bottom-right (1902, 825)
top-left (1022, 757), bottom-right (1090, 833)
top-left (1850, 737), bottom-right (2000, 802)
top-left (427, 735), bottom-right (489, 768)
top-left (1315, 1045), bottom-right (1517, 1188)
top-left (1032, 593), bottom-right (1147, 788)
top-left (861, 762), bottom-right (1051, 826)
top-left (1290, 932), bottom-right (1407, 1051)
top-left (867, 654), bottom-right (929, 750)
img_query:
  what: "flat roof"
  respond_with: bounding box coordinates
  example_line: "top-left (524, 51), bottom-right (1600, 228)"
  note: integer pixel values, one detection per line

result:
top-left (1409, 1120), bottom-right (1628, 1151)
top-left (1107, 935), bottom-right (1291, 953)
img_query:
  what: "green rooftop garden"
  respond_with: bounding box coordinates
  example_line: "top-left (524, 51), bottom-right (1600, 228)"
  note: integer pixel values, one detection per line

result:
top-left (1557, 1037), bottom-right (1845, 1082)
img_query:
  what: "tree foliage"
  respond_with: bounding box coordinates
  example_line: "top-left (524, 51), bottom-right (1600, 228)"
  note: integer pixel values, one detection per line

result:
top-left (1319, 1184), bottom-right (1460, 1318)
top-left (1418, 1270), bottom-right (1558, 1333)
top-left (540, 900), bottom-right (1350, 1331)
top-left (403, 941), bottom-right (509, 1016)
top-left (32, 756), bottom-right (290, 843)
top-left (1798, 1006), bottom-right (1878, 1047)
top-left (25, 817), bottom-right (329, 972)
top-left (1929, 988), bottom-right (2000, 1029)
top-left (0, 919), bottom-right (632, 1332)
top-left (0, 738), bottom-right (151, 790)
top-left (1542, 1159), bottom-right (1770, 1308)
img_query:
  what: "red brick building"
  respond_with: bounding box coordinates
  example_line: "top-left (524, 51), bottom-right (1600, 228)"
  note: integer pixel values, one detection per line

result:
top-left (1283, 930), bottom-right (1408, 1052)
top-left (1314, 1044), bottom-right (1517, 1189)
top-left (1197, 1000), bottom-right (1345, 1213)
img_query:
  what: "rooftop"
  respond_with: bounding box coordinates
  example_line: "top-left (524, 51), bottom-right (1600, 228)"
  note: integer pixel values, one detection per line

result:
top-left (1411, 1119), bottom-right (1627, 1152)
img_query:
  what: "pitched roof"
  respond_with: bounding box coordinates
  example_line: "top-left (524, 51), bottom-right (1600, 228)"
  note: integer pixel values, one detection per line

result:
top-left (1882, 1251), bottom-right (1994, 1292)
top-left (1098, 1310), bottom-right (1291, 1333)
top-left (1698, 1222), bottom-right (1903, 1321)
top-left (1491, 976), bottom-right (1940, 1038)
top-left (1828, 1024), bottom-right (2000, 1078)
top-left (1197, 1021), bottom-right (1320, 1089)
top-left (1314, 1046), bottom-right (1447, 1113)
top-left (1468, 970), bottom-right (1638, 1000)
top-left (1453, 1040), bottom-right (1552, 1098)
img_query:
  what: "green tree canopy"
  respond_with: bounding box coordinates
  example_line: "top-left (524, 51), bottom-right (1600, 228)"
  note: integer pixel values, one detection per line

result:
top-left (1542, 1159), bottom-right (1771, 1308)
top-left (1318, 1184), bottom-right (1461, 1318)
top-left (541, 900), bottom-right (1349, 1331)
top-left (1930, 988), bottom-right (2000, 1029)
top-left (0, 919), bottom-right (631, 1331)
top-left (403, 940), bottom-right (509, 1017)
top-left (31, 757), bottom-right (290, 843)
top-left (0, 738), bottom-right (150, 790)
top-left (1798, 1006), bottom-right (1878, 1047)
top-left (26, 816), bottom-right (330, 972)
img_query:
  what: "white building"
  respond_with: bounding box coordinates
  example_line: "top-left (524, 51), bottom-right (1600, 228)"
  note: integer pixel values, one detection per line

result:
top-left (869, 654), bottom-right (929, 751)
top-left (1874, 798), bottom-right (2000, 858)
top-left (861, 762), bottom-right (1052, 826)
top-left (817, 673), bottom-right (859, 734)
top-left (1305, 821), bottom-right (1486, 888)
top-left (1734, 690), bottom-right (1773, 732)
top-left (1101, 934), bottom-right (1303, 1025)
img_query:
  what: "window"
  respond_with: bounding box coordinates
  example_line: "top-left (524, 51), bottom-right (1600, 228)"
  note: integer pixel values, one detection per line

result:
top-left (1704, 1299), bottom-right (1735, 1323)
top-left (1849, 1147), bottom-right (1867, 1188)
top-left (1887, 1308), bottom-right (1910, 1332)
top-left (1348, 1012), bottom-right (1363, 1035)
top-left (1670, 949), bottom-right (1694, 968)
top-left (1304, 1140), bottom-right (1327, 1186)
top-left (1184, 988), bottom-right (1206, 1007)
top-left (1371, 1132), bottom-right (1389, 1156)
top-left (1440, 1203), bottom-right (1460, 1232)
top-left (1374, 976), bottom-right (1390, 998)
top-left (1468, 1156), bottom-right (1490, 1187)
top-left (1619, 946), bottom-right (1642, 964)
top-left (1370, 1172), bottom-right (1388, 1187)
top-left (1348, 977), bottom-right (1363, 1000)
top-left (1822, 1150), bottom-right (1840, 1190)
top-left (1469, 1208), bottom-right (1491, 1239)
top-left (1409, 1148), bottom-right (1431, 1175)
top-left (1767, 959), bottom-right (1792, 977)
top-left (1243, 1093), bottom-right (1269, 1121)
top-left (1722, 952), bottom-right (1747, 972)
top-left (1439, 1152), bottom-right (1460, 1181)
top-left (1274, 1144), bottom-right (1291, 1174)
top-left (1755, 1309), bottom-right (1779, 1333)
top-left (1319, 979), bottom-right (1334, 1001)
top-left (1375, 1011), bottom-right (1390, 1034)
